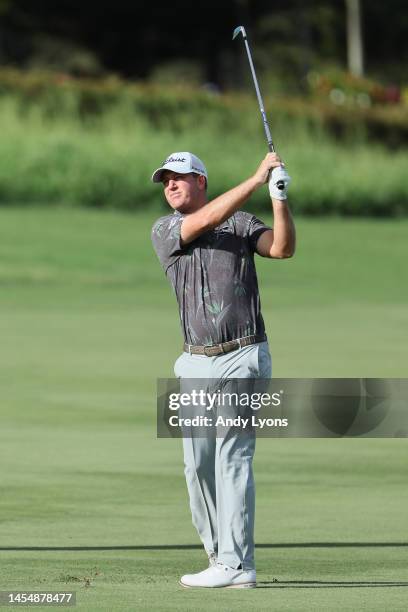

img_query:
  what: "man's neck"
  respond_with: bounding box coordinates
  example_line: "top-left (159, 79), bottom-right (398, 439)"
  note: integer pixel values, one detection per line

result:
top-left (178, 199), bottom-right (208, 216)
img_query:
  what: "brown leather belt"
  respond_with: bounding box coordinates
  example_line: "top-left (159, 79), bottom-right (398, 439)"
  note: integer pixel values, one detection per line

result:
top-left (183, 335), bottom-right (266, 357)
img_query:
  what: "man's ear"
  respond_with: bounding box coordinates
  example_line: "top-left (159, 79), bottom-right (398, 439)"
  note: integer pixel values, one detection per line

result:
top-left (197, 175), bottom-right (207, 191)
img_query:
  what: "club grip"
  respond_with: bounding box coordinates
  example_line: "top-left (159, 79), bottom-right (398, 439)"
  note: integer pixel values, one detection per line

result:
top-left (277, 180), bottom-right (285, 190)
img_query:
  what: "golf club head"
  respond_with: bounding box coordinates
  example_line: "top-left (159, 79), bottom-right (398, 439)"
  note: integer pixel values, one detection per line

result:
top-left (232, 25), bottom-right (246, 40)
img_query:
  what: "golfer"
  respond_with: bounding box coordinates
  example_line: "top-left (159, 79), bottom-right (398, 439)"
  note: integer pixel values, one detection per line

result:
top-left (151, 151), bottom-right (295, 588)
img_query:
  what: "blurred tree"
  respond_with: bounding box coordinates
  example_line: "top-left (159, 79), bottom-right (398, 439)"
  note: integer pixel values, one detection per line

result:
top-left (27, 34), bottom-right (103, 76)
top-left (346, 0), bottom-right (364, 76)
top-left (364, 0), bottom-right (408, 82)
top-left (0, 0), bottom-right (406, 88)
top-left (254, 1), bottom-right (344, 93)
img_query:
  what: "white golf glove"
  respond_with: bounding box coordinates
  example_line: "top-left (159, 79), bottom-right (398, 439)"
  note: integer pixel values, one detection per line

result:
top-left (268, 165), bottom-right (291, 200)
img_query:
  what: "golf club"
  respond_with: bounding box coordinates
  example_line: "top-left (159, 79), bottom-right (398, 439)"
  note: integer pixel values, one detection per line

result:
top-left (233, 25), bottom-right (284, 189)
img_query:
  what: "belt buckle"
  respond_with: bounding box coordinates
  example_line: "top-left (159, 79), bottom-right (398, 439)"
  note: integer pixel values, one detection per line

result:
top-left (204, 344), bottom-right (222, 356)
top-left (204, 345), bottom-right (214, 357)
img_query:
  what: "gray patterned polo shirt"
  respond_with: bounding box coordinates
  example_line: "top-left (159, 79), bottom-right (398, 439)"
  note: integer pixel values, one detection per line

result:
top-left (151, 210), bottom-right (271, 346)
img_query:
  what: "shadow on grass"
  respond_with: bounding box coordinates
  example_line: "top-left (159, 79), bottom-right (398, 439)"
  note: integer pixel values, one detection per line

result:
top-left (1, 542), bottom-right (408, 551)
top-left (258, 580), bottom-right (408, 589)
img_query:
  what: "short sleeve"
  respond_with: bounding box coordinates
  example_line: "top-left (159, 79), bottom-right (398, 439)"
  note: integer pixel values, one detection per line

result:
top-left (247, 215), bottom-right (271, 252)
top-left (151, 214), bottom-right (186, 273)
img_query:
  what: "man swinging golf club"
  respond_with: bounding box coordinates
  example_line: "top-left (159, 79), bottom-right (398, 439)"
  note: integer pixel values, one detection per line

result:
top-left (151, 26), bottom-right (295, 589)
top-left (151, 149), bottom-right (295, 588)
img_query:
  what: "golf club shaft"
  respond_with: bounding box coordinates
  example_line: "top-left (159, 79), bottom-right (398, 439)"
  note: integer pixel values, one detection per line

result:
top-left (241, 33), bottom-right (275, 152)
top-left (233, 26), bottom-right (284, 189)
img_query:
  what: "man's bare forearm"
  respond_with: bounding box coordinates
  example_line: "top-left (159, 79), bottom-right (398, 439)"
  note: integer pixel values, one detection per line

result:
top-left (270, 198), bottom-right (296, 258)
top-left (200, 176), bottom-right (261, 229)
top-left (180, 153), bottom-right (283, 245)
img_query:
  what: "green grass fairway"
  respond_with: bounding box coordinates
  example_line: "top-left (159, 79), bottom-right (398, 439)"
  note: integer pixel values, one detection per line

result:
top-left (0, 207), bottom-right (407, 611)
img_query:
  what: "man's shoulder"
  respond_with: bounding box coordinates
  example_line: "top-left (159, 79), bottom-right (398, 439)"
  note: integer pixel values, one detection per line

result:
top-left (226, 210), bottom-right (256, 233)
top-left (151, 212), bottom-right (182, 237)
top-left (231, 210), bottom-right (268, 228)
top-left (232, 210), bottom-right (253, 221)
top-left (230, 210), bottom-right (256, 225)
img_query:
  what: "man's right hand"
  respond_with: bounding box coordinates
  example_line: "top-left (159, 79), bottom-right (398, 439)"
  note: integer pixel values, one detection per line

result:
top-left (252, 152), bottom-right (284, 187)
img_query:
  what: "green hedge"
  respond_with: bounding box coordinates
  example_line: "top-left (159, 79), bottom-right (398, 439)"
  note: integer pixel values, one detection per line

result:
top-left (0, 69), bottom-right (407, 216)
top-left (1, 68), bottom-right (408, 145)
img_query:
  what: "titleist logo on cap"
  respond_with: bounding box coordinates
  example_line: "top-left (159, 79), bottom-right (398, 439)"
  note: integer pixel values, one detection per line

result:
top-left (163, 156), bottom-right (186, 164)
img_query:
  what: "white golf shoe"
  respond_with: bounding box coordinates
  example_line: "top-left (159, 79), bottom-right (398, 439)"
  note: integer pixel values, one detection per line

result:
top-left (180, 562), bottom-right (256, 589)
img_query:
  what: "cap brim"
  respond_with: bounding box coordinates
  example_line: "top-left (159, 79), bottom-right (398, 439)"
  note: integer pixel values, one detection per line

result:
top-left (151, 163), bottom-right (207, 184)
top-left (151, 165), bottom-right (198, 183)
top-left (151, 168), bottom-right (166, 183)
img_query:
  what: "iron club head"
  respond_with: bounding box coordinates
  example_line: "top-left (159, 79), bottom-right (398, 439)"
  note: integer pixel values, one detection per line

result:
top-left (232, 25), bottom-right (246, 40)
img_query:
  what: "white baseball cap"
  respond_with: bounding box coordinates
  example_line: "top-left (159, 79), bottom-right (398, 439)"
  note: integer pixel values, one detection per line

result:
top-left (151, 152), bottom-right (208, 183)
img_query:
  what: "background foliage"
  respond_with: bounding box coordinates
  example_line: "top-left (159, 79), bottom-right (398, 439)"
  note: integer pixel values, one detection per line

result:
top-left (0, 70), bottom-right (407, 215)
top-left (1, 0), bottom-right (408, 86)
top-left (1, 2), bottom-right (407, 216)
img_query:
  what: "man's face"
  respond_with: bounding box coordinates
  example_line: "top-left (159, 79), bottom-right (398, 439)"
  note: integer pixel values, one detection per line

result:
top-left (162, 171), bottom-right (203, 213)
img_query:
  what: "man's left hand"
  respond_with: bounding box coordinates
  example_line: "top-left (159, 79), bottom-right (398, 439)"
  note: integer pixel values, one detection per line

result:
top-left (269, 166), bottom-right (291, 200)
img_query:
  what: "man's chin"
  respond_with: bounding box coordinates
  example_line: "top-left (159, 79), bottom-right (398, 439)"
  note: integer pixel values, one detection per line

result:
top-left (170, 201), bottom-right (191, 214)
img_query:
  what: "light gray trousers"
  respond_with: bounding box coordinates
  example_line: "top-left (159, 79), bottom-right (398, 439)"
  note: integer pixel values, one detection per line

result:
top-left (174, 341), bottom-right (272, 570)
